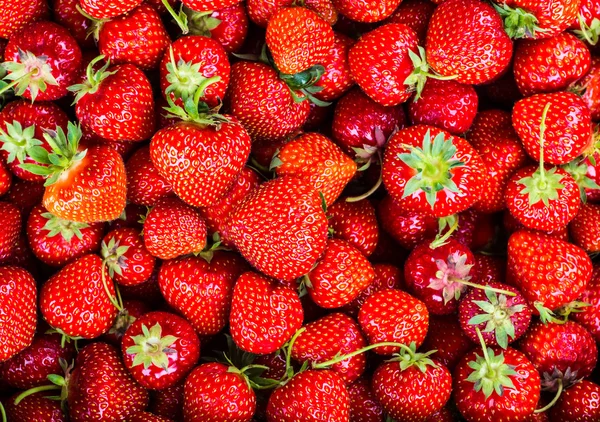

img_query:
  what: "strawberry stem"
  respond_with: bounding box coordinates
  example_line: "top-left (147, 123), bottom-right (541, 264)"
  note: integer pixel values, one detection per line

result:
top-left (67, 56), bottom-right (116, 104)
top-left (346, 151), bottom-right (383, 203)
top-left (534, 378), bottom-right (563, 413)
top-left (100, 262), bottom-right (123, 311)
top-left (161, 0), bottom-right (190, 34)
top-left (312, 342), bottom-right (408, 369)
top-left (284, 328), bottom-right (305, 380)
top-left (13, 384), bottom-right (61, 405)
top-left (429, 214), bottom-right (459, 249)
top-left (450, 277), bottom-right (516, 297)
top-left (0, 401), bottom-right (5, 422)
top-left (403, 46), bottom-right (457, 101)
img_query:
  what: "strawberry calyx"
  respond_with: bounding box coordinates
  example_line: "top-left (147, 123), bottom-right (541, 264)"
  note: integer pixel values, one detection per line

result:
top-left (385, 342), bottom-right (438, 373)
top-left (45, 327), bottom-right (84, 349)
top-left (467, 289), bottom-right (526, 349)
top-left (194, 233), bottom-right (228, 263)
top-left (183, 6), bottom-right (222, 36)
top-left (74, 4), bottom-right (107, 42)
top-left (161, 0), bottom-right (191, 34)
top-left (561, 159), bottom-right (600, 202)
top-left (535, 377), bottom-right (563, 413)
top-left (107, 307), bottom-right (137, 338)
top-left (68, 55), bottom-right (116, 105)
top-left (0, 49), bottom-right (59, 101)
top-left (574, 15), bottom-right (600, 46)
top-left (19, 121), bottom-right (87, 187)
top-left (125, 322), bottom-right (179, 371)
top-left (0, 120), bottom-right (43, 164)
top-left (533, 302), bottom-right (565, 325)
top-left (279, 65), bottom-right (331, 107)
top-left (101, 237), bottom-right (130, 278)
top-left (398, 129), bottom-right (465, 209)
top-left (403, 46), bottom-right (458, 101)
top-left (41, 212), bottom-right (90, 243)
top-left (163, 84), bottom-right (229, 127)
top-left (100, 261), bottom-right (124, 312)
top-left (13, 358), bottom-right (73, 411)
top-left (492, 2), bottom-right (548, 39)
top-left (353, 126), bottom-right (395, 171)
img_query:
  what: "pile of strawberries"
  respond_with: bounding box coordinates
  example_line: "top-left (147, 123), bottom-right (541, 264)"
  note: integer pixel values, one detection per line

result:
top-left (2, 0), bottom-right (600, 420)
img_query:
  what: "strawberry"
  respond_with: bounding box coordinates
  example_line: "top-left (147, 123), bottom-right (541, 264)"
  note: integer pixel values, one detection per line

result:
top-left (386, 0), bottom-right (436, 43)
top-left (0, 201), bottom-right (20, 261)
top-left (142, 196), bottom-right (207, 260)
top-left (343, 263), bottom-right (403, 317)
top-left (122, 311), bottom-right (200, 390)
top-left (513, 32), bottom-right (591, 96)
top-left (26, 204), bottom-right (105, 267)
top-left (225, 177), bottom-right (328, 281)
top-left (312, 32), bottom-right (354, 101)
top-left (518, 320), bottom-right (597, 390)
top-left (372, 347), bottom-right (452, 421)
top-left (408, 79), bottom-right (479, 135)
top-left (426, 0), bottom-right (513, 85)
top-left (102, 227), bottom-right (155, 285)
top-left (103, 299), bottom-right (150, 345)
top-left (0, 0), bottom-right (48, 39)
top-left (382, 125), bottom-right (486, 217)
top-left (79, 0), bottom-right (143, 19)
top-left (184, 4), bottom-right (249, 53)
top-left (70, 58), bottom-right (155, 142)
top-left (184, 362), bottom-right (256, 421)
top-left (40, 254), bottom-right (118, 340)
top-left (571, 264), bottom-right (600, 342)
top-left (549, 380), bottom-right (600, 421)
top-left (327, 198), bottom-right (379, 257)
top-left (182, 0), bottom-right (241, 12)
top-left (0, 160), bottom-right (11, 196)
top-left (97, 3), bottom-right (170, 71)
top-left (421, 316), bottom-right (475, 371)
top-left (348, 378), bottom-right (384, 421)
top-left (291, 313), bottom-right (367, 383)
top-left (569, 202), bottom-right (600, 251)
top-left (158, 252), bottom-right (249, 336)
top-left (247, 0), bottom-right (293, 27)
top-left (266, 369), bottom-right (350, 421)
top-left (0, 266), bottom-right (36, 362)
top-left (5, 393), bottom-right (66, 422)
top-left (127, 411), bottom-right (172, 422)
top-left (125, 146), bottom-right (173, 207)
top-left (331, 0), bottom-right (401, 22)
top-left (227, 61), bottom-right (310, 142)
top-left (512, 92), bottom-right (592, 165)
top-left (358, 288), bottom-right (429, 355)
top-left (52, 0), bottom-right (95, 49)
top-left (348, 23), bottom-right (419, 106)
top-left (150, 384), bottom-right (184, 422)
top-left (230, 271), bottom-right (303, 354)
top-left (507, 230), bottom-right (592, 320)
top-left (571, 56), bottom-right (600, 121)
top-left (454, 344), bottom-right (540, 422)
top-left (272, 132), bottom-right (357, 206)
top-left (377, 195), bottom-right (437, 249)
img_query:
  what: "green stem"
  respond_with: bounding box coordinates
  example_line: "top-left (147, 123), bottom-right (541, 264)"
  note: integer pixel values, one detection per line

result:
top-left (239, 364), bottom-right (270, 374)
top-left (534, 378), bottom-right (563, 413)
top-left (162, 0), bottom-right (189, 34)
top-left (346, 151), bottom-right (383, 203)
top-left (14, 385), bottom-right (61, 405)
top-left (312, 342), bottom-right (408, 369)
top-left (450, 277), bottom-right (516, 297)
top-left (538, 103), bottom-right (551, 182)
top-left (100, 263), bottom-right (122, 311)
top-left (193, 75), bottom-right (221, 106)
top-left (0, 402), bottom-right (5, 422)
top-left (0, 73), bottom-right (33, 96)
top-left (475, 327), bottom-right (491, 363)
top-left (429, 215), bottom-right (459, 249)
top-left (284, 328), bottom-right (305, 380)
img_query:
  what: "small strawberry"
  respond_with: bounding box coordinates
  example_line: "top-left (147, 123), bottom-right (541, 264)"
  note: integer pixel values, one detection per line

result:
top-left (0, 201), bottom-right (20, 261)
top-left (549, 380), bottom-right (600, 421)
top-left (327, 198), bottom-right (379, 257)
top-left (386, 0), bottom-right (436, 43)
top-left (348, 378), bottom-right (384, 421)
top-left (569, 202), bottom-right (600, 251)
top-left (331, 0), bottom-right (401, 22)
top-left (125, 146), bottom-right (173, 207)
top-left (0, 266), bottom-right (36, 362)
top-left (102, 227), bottom-right (155, 286)
top-left (0, 0), bottom-right (48, 39)
top-left (79, 0), bottom-right (143, 19)
top-left (421, 315), bottom-right (475, 371)
top-left (229, 271), bottom-right (303, 354)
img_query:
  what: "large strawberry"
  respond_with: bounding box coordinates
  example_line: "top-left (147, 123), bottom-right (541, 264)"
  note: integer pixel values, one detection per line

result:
top-left (382, 124), bottom-right (486, 217)
top-left (0, 0), bottom-right (48, 39)
top-left (229, 271), bottom-right (303, 354)
top-left (0, 266), bottom-right (36, 362)
top-left (224, 177), bottom-right (328, 281)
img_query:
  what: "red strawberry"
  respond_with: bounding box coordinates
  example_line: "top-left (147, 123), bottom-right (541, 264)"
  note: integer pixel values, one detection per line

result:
top-left (159, 252), bottom-right (249, 336)
top-left (426, 0), bottom-right (513, 85)
top-left (97, 3), bottom-right (170, 71)
top-left (386, 0), bottom-right (436, 43)
top-left (102, 227), bottom-right (155, 285)
top-left (266, 369), bottom-right (350, 421)
top-left (382, 125), bottom-right (486, 217)
top-left (52, 0), bottom-right (95, 49)
top-left (0, 201), bottom-right (20, 261)
top-left (312, 32), bottom-right (354, 101)
top-left (185, 4), bottom-right (249, 53)
top-left (103, 299), bottom-right (150, 345)
top-left (3, 20), bottom-right (81, 101)
top-left (0, 0), bottom-right (48, 39)
top-left (26, 204), bottom-right (105, 267)
top-left (225, 177), bottom-right (328, 281)
top-left (358, 288), bottom-right (429, 355)
top-left (0, 266), bottom-right (36, 362)
top-left (512, 92), bottom-right (592, 165)
top-left (247, 0), bottom-right (293, 27)
top-left (327, 198), bottom-right (379, 257)
top-left (514, 32), bottom-right (591, 96)
top-left (292, 313), bottom-right (367, 383)
top-left (122, 311), bottom-right (200, 390)
top-left (343, 263), bottom-right (404, 317)
top-left (332, 0), bottom-right (401, 22)
top-left (79, 0), bottom-right (143, 19)
top-left (0, 160), bottom-right (11, 195)
top-left (571, 264), bottom-right (600, 342)
top-left (229, 271), bottom-right (303, 354)
top-left (40, 254), bottom-right (118, 340)
top-left (143, 196), bottom-right (207, 260)
top-left (549, 380), bottom-right (600, 421)
top-left (377, 195), bottom-right (437, 249)
top-left (569, 202), bottom-right (600, 251)
top-left (184, 362), bottom-right (256, 421)
top-left (5, 393), bottom-right (66, 422)
top-left (125, 146), bottom-right (173, 206)
top-left (348, 378), bottom-right (384, 421)
top-left (182, 0), bottom-right (240, 12)
top-left (348, 23), bottom-right (419, 106)
top-left (150, 383), bottom-right (184, 421)
top-left (70, 59), bottom-right (155, 141)
top-left (421, 316), bottom-right (475, 371)
top-left (571, 56), bottom-right (600, 121)
top-left (127, 411), bottom-right (172, 422)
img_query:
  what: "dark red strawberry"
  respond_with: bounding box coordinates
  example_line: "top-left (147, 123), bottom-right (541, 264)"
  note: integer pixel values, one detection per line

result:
top-left (571, 56), bottom-right (600, 121)
top-left (126, 411), bottom-right (172, 422)
top-left (247, 0), bottom-right (293, 27)
top-left (569, 202), bottom-right (600, 251)
top-left (376, 195), bottom-right (437, 249)
top-left (185, 3), bottom-right (249, 53)
top-left (3, 178), bottom-right (43, 222)
top-left (549, 380), bottom-right (600, 421)
top-left (327, 198), bottom-right (379, 257)
top-left (0, 201), bottom-right (20, 261)
top-left (79, 0), bottom-right (143, 19)
top-left (0, 160), bottom-right (11, 196)
top-left (125, 146), bottom-right (173, 206)
top-left (571, 264), bottom-right (600, 342)
top-left (348, 378), bottom-right (384, 421)
top-left (386, 0), bottom-right (436, 43)
top-left (0, 0), bottom-right (48, 40)
top-left (102, 227), bottom-right (155, 286)
top-left (421, 316), bottom-right (475, 371)
top-left (103, 299), bottom-right (150, 345)
top-left (52, 0), bottom-right (95, 49)
top-left (312, 32), bottom-right (354, 101)
top-left (5, 393), bottom-right (66, 422)
top-left (149, 383), bottom-right (184, 421)
top-left (182, 0), bottom-right (240, 13)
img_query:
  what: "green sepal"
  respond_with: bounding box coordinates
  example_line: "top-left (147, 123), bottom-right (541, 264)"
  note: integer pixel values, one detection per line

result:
top-left (574, 15), bottom-right (600, 46)
top-left (492, 2), bottom-right (549, 39)
top-left (125, 323), bottom-right (179, 370)
top-left (466, 347), bottom-right (517, 398)
top-left (2, 49), bottom-right (59, 101)
top-left (269, 149), bottom-right (283, 171)
top-left (517, 166), bottom-right (566, 207)
top-left (183, 6), bottom-right (222, 36)
top-left (403, 46), bottom-right (458, 101)
top-left (562, 159), bottom-right (600, 203)
top-left (41, 212), bottom-right (89, 243)
top-left (101, 237), bottom-right (130, 278)
top-left (67, 55), bottom-right (116, 104)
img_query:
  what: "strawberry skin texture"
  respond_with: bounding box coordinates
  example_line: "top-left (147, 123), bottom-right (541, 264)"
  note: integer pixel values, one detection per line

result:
top-left (182, 0), bottom-right (241, 12)
top-left (40, 254), bottom-right (118, 339)
top-left (573, 56), bottom-right (600, 121)
top-left (5, 393), bottom-right (66, 422)
top-left (159, 252), bottom-right (249, 336)
top-left (43, 144), bottom-right (127, 223)
top-left (203, 4), bottom-right (249, 54)
top-left (225, 177), bottom-right (329, 281)
top-left (184, 362), bottom-right (256, 421)
top-left (103, 227), bottom-right (155, 285)
top-left (570, 202), bottom-right (600, 252)
top-left (549, 380), bottom-right (600, 421)
top-left (572, 265), bottom-right (600, 341)
top-left (266, 7), bottom-right (334, 75)
top-left (507, 230), bottom-right (592, 311)
top-left (247, 0), bottom-right (293, 28)
top-left (348, 23), bottom-right (419, 106)
top-left (348, 378), bottom-right (384, 421)
top-left (327, 198), bottom-right (379, 257)
top-left (0, 0), bottom-right (48, 39)
top-left (313, 32), bottom-right (355, 101)
top-left (332, 0), bottom-right (401, 22)
top-left (513, 32), bottom-right (591, 96)
top-left (125, 145), bottom-right (173, 206)
top-left (79, 0), bottom-right (143, 19)
top-left (377, 195), bottom-right (437, 249)
top-left (426, 0), bottom-right (513, 85)
top-left (267, 369), bottom-right (350, 421)
top-left (386, 0), bottom-right (436, 43)
top-left (230, 271), bottom-right (303, 354)
top-left (127, 412), bottom-right (172, 422)
top-left (0, 201), bottom-right (21, 261)
top-left (344, 263), bottom-right (404, 317)
top-left (421, 316), bottom-right (475, 372)
top-left (0, 266), bottom-right (36, 362)
top-left (52, 0), bottom-right (95, 49)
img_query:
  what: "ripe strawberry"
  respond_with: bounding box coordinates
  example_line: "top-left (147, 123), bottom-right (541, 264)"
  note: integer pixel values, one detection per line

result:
top-left (150, 383), bottom-right (184, 421)
top-left (182, 0), bottom-right (240, 12)
top-left (184, 4), bottom-right (249, 53)
top-left (125, 146), bottom-right (173, 206)
top-left (230, 271), bottom-right (303, 354)
top-left (348, 378), bottom-right (384, 421)
top-left (408, 79), bottom-right (479, 135)
top-left (382, 125), bottom-right (486, 217)
top-left (246, 0), bottom-right (293, 27)
top-left (40, 254), bottom-right (118, 340)
top-left (358, 288), bottom-right (429, 355)
top-left (421, 316), bottom-right (475, 371)
top-left (327, 198), bottom-right (379, 257)
top-left (143, 196), bottom-right (207, 260)
top-left (3, 20), bottom-right (81, 101)
top-left (312, 32), bottom-right (354, 101)
top-left (227, 61), bottom-right (310, 141)
top-left (184, 362), bottom-right (256, 421)
top-left (225, 177), bottom-right (328, 281)
top-left (79, 0), bottom-right (143, 19)
top-left (512, 92), bottom-right (592, 165)
top-left (571, 56), bottom-right (600, 121)
top-left (343, 263), bottom-right (403, 317)
top-left (454, 345), bottom-right (540, 422)
top-left (159, 252), bottom-right (249, 336)
top-left (376, 195), bottom-right (437, 249)
top-left (126, 411), bottom-right (172, 422)
top-left (507, 230), bottom-right (592, 320)
top-left (514, 32), bottom-right (591, 96)
top-left (5, 393), bottom-right (66, 422)
top-left (273, 132), bottom-right (356, 206)
top-left (0, 0), bottom-right (48, 39)
top-left (102, 227), bottom-right (155, 285)
top-left (571, 264), bottom-right (600, 342)
top-left (70, 58), bottom-right (155, 141)
top-left (292, 313), bottom-right (367, 383)
top-left (0, 160), bottom-right (11, 195)
top-left (122, 311), bottom-right (200, 390)
top-left (549, 380), bottom-right (600, 421)
top-left (0, 201), bottom-right (20, 261)
top-left (52, 0), bottom-right (95, 49)
top-left (0, 266), bottom-right (36, 362)
top-left (569, 202), bottom-right (600, 251)
top-left (267, 369), bottom-right (350, 421)
top-left (97, 3), bottom-right (170, 71)
top-left (386, 0), bottom-right (436, 43)
top-left (426, 0), bottom-right (513, 85)
top-left (332, 0), bottom-right (401, 22)
top-left (348, 23), bottom-right (418, 106)
top-left (103, 299), bottom-right (150, 345)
